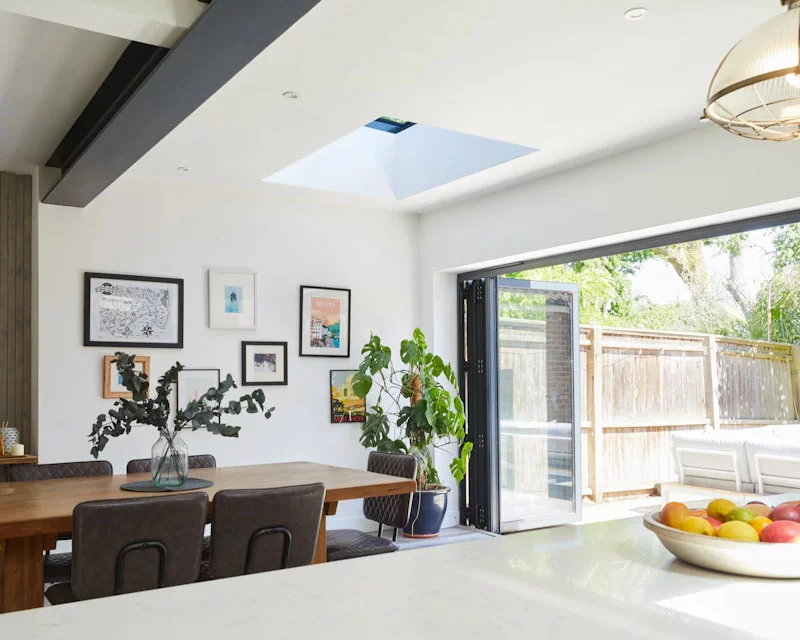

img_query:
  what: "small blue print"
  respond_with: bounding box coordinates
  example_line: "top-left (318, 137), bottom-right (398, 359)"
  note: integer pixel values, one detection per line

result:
top-left (225, 286), bottom-right (243, 314)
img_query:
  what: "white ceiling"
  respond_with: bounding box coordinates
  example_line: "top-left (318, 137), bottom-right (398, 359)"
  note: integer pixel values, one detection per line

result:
top-left (0, 1), bottom-right (784, 212)
top-left (0, 11), bottom-right (126, 169)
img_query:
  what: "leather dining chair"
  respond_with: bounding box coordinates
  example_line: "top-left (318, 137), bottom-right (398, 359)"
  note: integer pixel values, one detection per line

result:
top-left (126, 454), bottom-right (217, 474)
top-left (9, 460), bottom-right (114, 584)
top-left (45, 493), bottom-right (208, 605)
top-left (326, 452), bottom-right (416, 562)
top-left (200, 483), bottom-right (325, 580)
top-left (127, 454), bottom-right (217, 557)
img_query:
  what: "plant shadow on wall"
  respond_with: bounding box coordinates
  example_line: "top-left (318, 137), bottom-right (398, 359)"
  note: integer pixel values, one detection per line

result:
top-left (352, 329), bottom-right (472, 537)
top-left (89, 353), bottom-right (274, 487)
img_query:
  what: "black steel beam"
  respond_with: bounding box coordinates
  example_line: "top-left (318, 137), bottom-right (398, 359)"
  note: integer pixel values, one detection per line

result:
top-left (44, 0), bottom-right (322, 208)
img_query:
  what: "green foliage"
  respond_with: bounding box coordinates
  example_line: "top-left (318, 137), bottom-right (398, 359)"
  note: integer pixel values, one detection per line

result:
top-left (351, 329), bottom-right (471, 488)
top-left (89, 353), bottom-right (274, 458)
top-left (749, 268), bottom-right (800, 344)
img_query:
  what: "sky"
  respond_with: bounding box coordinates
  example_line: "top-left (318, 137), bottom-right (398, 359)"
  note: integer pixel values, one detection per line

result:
top-left (631, 229), bottom-right (775, 304)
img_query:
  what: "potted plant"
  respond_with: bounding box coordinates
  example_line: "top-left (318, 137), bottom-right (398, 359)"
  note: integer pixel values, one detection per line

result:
top-left (89, 353), bottom-right (274, 487)
top-left (352, 329), bottom-right (472, 537)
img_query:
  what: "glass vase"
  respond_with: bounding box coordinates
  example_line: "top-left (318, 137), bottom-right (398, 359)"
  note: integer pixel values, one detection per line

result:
top-left (151, 431), bottom-right (188, 487)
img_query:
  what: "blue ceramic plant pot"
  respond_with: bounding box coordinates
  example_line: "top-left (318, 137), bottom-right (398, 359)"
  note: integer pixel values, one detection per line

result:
top-left (403, 486), bottom-right (450, 538)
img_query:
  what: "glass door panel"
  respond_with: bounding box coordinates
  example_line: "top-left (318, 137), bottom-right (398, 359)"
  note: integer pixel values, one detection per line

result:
top-left (497, 278), bottom-right (581, 532)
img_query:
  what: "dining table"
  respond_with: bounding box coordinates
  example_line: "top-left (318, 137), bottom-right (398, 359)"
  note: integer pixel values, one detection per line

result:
top-left (0, 461), bottom-right (416, 613)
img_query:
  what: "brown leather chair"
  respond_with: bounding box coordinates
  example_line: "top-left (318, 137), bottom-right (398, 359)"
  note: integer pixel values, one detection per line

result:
top-left (127, 454), bottom-right (217, 557)
top-left (9, 460), bottom-right (113, 583)
top-left (326, 452), bottom-right (416, 562)
top-left (201, 483), bottom-right (325, 580)
top-left (126, 454), bottom-right (217, 474)
top-left (45, 493), bottom-right (208, 604)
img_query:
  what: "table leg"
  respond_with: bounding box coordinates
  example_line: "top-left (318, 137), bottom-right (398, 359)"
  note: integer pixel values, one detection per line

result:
top-left (0, 536), bottom-right (46, 613)
top-left (312, 501), bottom-right (339, 565)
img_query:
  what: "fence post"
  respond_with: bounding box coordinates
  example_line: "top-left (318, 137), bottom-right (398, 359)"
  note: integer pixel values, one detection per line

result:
top-left (704, 335), bottom-right (721, 430)
top-left (588, 326), bottom-right (603, 501)
top-left (791, 346), bottom-right (800, 421)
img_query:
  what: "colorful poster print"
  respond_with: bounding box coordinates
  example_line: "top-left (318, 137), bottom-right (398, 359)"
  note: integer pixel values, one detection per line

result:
top-left (300, 286), bottom-right (350, 357)
top-left (330, 370), bottom-right (366, 423)
top-left (310, 296), bottom-right (341, 348)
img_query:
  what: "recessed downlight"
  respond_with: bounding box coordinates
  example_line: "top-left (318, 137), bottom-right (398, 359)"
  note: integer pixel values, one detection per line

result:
top-left (624, 7), bottom-right (648, 20)
top-left (177, 166), bottom-right (190, 172)
top-left (282, 91), bottom-right (300, 99)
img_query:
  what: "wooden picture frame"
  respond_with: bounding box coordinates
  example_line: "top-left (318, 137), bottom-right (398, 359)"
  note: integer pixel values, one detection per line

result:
top-left (241, 341), bottom-right (288, 386)
top-left (103, 355), bottom-right (150, 399)
top-left (84, 272), bottom-right (184, 348)
top-left (299, 285), bottom-right (351, 358)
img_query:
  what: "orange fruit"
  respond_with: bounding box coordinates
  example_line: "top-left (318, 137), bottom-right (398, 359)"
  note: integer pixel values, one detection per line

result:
top-left (677, 516), bottom-right (715, 536)
top-left (707, 499), bottom-right (737, 522)
top-left (750, 516), bottom-right (772, 535)
top-left (660, 502), bottom-right (690, 528)
top-left (691, 509), bottom-right (708, 517)
top-left (717, 520), bottom-right (760, 542)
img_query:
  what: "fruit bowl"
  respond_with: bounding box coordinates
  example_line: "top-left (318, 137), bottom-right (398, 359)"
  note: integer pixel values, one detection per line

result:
top-left (644, 493), bottom-right (800, 579)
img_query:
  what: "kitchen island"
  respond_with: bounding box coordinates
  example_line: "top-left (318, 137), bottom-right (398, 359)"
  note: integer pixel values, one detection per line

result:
top-left (1, 515), bottom-right (796, 639)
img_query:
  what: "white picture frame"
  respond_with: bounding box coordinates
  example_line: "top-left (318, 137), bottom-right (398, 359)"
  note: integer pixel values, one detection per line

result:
top-left (208, 270), bottom-right (257, 329)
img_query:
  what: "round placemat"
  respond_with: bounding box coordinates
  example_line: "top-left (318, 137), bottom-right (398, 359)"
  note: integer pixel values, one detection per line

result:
top-left (120, 478), bottom-right (214, 492)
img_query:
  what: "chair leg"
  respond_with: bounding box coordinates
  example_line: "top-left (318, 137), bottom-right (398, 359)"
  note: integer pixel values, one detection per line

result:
top-left (392, 528), bottom-right (397, 542)
top-left (377, 524), bottom-right (383, 538)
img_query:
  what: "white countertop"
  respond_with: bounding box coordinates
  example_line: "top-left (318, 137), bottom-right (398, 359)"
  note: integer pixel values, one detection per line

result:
top-left (2, 515), bottom-right (798, 639)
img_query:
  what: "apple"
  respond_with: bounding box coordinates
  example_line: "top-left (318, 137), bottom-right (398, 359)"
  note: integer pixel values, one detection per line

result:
top-left (660, 503), bottom-right (690, 528)
top-left (760, 520), bottom-right (800, 543)
top-left (780, 500), bottom-right (800, 507)
top-left (768, 505), bottom-right (800, 523)
top-left (703, 516), bottom-right (722, 530)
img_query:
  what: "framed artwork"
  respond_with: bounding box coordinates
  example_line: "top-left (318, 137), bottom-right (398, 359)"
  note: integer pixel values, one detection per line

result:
top-left (103, 355), bottom-right (150, 399)
top-left (299, 286), bottom-right (351, 357)
top-left (208, 270), bottom-right (257, 329)
top-left (330, 370), bottom-right (366, 423)
top-left (241, 341), bottom-right (288, 386)
top-left (84, 272), bottom-right (184, 348)
top-left (177, 368), bottom-right (221, 408)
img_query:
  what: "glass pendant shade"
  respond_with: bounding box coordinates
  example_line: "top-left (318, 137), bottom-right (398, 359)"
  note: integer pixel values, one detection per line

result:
top-left (705, 2), bottom-right (800, 141)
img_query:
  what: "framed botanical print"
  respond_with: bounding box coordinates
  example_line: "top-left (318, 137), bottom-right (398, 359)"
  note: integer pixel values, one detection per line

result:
top-left (103, 355), bottom-right (150, 399)
top-left (330, 370), bottom-right (366, 423)
top-left (299, 286), bottom-right (351, 357)
top-left (84, 272), bottom-right (184, 348)
top-left (177, 368), bottom-right (221, 408)
top-left (241, 341), bottom-right (288, 386)
top-left (208, 270), bottom-right (257, 329)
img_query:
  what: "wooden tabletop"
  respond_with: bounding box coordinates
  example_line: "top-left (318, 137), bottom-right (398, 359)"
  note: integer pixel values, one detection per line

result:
top-left (0, 455), bottom-right (37, 466)
top-left (0, 461), bottom-right (416, 539)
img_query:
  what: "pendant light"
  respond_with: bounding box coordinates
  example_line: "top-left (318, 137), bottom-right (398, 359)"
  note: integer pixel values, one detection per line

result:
top-left (705, 0), bottom-right (800, 141)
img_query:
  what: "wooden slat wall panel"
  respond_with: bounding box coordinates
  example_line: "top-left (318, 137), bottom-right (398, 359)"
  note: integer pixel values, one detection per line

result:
top-left (0, 173), bottom-right (32, 451)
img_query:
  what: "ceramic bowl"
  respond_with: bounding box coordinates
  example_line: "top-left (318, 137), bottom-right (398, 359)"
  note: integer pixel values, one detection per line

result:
top-left (644, 493), bottom-right (800, 579)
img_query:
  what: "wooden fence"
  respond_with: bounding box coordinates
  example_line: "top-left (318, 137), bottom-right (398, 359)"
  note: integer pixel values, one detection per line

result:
top-left (497, 320), bottom-right (800, 501)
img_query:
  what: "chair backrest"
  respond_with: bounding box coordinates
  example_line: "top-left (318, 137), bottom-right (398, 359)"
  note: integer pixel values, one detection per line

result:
top-left (210, 484), bottom-right (325, 579)
top-left (72, 493), bottom-right (208, 600)
top-left (9, 460), bottom-right (113, 482)
top-left (126, 454), bottom-right (217, 474)
top-left (363, 452), bottom-right (417, 528)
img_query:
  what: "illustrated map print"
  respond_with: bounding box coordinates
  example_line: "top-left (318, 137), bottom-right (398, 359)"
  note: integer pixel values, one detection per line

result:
top-left (95, 281), bottom-right (172, 341)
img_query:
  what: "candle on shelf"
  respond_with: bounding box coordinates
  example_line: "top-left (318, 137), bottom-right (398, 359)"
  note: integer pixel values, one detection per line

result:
top-left (10, 443), bottom-right (24, 457)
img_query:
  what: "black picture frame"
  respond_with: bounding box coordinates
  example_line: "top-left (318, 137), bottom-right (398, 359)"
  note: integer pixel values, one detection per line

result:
top-left (84, 272), bottom-right (184, 348)
top-left (329, 370), bottom-right (366, 424)
top-left (241, 341), bottom-right (288, 386)
top-left (299, 285), bottom-right (351, 358)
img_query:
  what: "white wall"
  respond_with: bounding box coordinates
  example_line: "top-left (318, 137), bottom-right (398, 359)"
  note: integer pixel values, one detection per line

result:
top-left (37, 177), bottom-right (419, 530)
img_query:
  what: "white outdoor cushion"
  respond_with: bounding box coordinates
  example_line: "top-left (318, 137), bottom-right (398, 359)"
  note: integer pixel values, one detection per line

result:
top-left (769, 425), bottom-right (800, 441)
top-left (745, 437), bottom-right (800, 494)
top-left (671, 430), bottom-right (753, 483)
